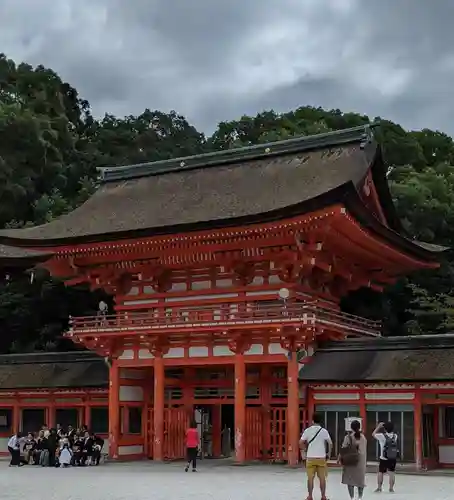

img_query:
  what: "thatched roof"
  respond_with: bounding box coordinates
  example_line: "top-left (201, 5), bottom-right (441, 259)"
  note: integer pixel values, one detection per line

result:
top-left (0, 351), bottom-right (107, 389)
top-left (0, 126), bottom-right (388, 245)
top-left (301, 335), bottom-right (454, 382)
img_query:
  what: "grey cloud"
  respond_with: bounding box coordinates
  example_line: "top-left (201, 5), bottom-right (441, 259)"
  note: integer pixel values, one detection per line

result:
top-left (0, 0), bottom-right (453, 135)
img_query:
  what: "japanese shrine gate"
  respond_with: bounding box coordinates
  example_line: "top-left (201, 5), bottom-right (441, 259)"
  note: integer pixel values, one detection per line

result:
top-left (0, 125), bottom-right (442, 464)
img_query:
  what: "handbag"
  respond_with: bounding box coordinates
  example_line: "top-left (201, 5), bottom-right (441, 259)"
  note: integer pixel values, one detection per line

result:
top-left (339, 433), bottom-right (360, 466)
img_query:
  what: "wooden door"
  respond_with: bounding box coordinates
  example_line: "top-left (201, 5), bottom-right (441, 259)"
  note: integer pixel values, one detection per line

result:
top-left (270, 407), bottom-right (287, 462)
top-left (245, 406), bottom-right (263, 460)
top-left (164, 407), bottom-right (189, 460)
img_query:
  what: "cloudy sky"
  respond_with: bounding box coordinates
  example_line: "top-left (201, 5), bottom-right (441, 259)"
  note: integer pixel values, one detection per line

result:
top-left (1, 0), bottom-right (453, 134)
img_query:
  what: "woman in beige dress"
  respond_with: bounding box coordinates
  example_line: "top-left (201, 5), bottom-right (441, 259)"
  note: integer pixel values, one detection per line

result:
top-left (340, 420), bottom-right (367, 500)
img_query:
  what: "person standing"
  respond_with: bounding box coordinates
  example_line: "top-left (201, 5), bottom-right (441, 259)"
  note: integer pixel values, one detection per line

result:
top-left (339, 420), bottom-right (367, 500)
top-left (372, 421), bottom-right (399, 493)
top-left (185, 419), bottom-right (199, 472)
top-left (300, 414), bottom-right (332, 500)
top-left (8, 432), bottom-right (22, 467)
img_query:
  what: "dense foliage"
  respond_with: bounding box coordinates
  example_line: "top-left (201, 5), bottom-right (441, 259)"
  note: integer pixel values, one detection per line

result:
top-left (0, 53), bottom-right (452, 352)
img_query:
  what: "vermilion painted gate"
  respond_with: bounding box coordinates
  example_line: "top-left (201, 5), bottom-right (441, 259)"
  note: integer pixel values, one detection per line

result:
top-left (164, 407), bottom-right (189, 460)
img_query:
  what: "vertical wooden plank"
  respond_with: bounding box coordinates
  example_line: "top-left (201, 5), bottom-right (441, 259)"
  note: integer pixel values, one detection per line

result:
top-left (153, 355), bottom-right (165, 461)
top-left (108, 361), bottom-right (120, 459)
top-left (234, 353), bottom-right (246, 463)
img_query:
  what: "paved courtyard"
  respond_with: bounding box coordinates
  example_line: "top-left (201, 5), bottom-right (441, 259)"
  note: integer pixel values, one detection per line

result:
top-left (1, 462), bottom-right (454, 499)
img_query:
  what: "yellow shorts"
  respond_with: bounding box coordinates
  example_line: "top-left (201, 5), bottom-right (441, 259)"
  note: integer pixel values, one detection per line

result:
top-left (306, 458), bottom-right (328, 479)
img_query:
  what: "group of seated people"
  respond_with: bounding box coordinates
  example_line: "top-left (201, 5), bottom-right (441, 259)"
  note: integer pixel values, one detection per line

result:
top-left (10, 424), bottom-right (105, 468)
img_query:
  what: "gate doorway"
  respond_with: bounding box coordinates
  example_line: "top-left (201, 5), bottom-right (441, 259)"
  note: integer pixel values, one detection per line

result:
top-left (221, 404), bottom-right (234, 457)
top-left (422, 405), bottom-right (437, 468)
top-left (194, 406), bottom-right (211, 458)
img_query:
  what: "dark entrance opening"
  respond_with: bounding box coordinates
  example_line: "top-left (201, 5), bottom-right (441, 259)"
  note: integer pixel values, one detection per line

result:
top-left (221, 404), bottom-right (234, 456)
top-left (56, 408), bottom-right (79, 429)
top-left (22, 409), bottom-right (45, 433)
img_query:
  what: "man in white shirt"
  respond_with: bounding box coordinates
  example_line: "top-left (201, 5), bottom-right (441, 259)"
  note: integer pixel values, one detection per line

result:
top-left (7, 432), bottom-right (22, 466)
top-left (300, 414), bottom-right (332, 500)
top-left (372, 421), bottom-right (399, 493)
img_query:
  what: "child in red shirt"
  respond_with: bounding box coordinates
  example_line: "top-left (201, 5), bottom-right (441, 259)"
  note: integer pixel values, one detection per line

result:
top-left (185, 420), bottom-right (199, 472)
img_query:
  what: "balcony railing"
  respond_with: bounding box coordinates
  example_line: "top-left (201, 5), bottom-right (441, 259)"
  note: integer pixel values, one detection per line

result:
top-left (69, 302), bottom-right (381, 338)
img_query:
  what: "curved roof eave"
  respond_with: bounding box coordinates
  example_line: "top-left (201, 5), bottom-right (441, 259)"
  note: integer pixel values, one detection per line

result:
top-left (0, 184), bottom-right (357, 248)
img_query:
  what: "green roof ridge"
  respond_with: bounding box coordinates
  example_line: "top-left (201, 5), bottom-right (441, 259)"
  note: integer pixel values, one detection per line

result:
top-left (101, 123), bottom-right (378, 183)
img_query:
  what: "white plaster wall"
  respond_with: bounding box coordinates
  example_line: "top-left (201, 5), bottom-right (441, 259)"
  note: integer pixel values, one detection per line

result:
top-left (123, 299), bottom-right (158, 306)
top-left (0, 437), bottom-right (8, 453)
top-left (119, 350), bottom-right (134, 360)
top-left (138, 349), bottom-right (154, 359)
top-left (245, 344), bottom-right (264, 355)
top-left (119, 386), bottom-right (144, 402)
top-left (163, 348), bottom-right (184, 359)
top-left (191, 281), bottom-right (211, 290)
top-left (213, 346), bottom-right (234, 357)
top-left (189, 347), bottom-right (209, 357)
top-left (268, 343), bottom-right (286, 355)
top-left (118, 445), bottom-right (143, 456)
top-left (313, 393), bottom-right (360, 401)
top-left (365, 392), bottom-right (415, 400)
top-left (439, 445), bottom-right (454, 464)
top-left (216, 279), bottom-right (233, 287)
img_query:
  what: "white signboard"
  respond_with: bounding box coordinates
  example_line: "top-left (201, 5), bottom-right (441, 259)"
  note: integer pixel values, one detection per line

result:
top-left (344, 417), bottom-right (362, 432)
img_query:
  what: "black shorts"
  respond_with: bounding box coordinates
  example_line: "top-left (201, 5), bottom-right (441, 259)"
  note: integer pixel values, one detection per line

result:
top-left (379, 458), bottom-right (396, 473)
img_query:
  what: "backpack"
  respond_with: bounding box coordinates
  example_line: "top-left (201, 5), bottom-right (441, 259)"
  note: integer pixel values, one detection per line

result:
top-left (383, 433), bottom-right (398, 460)
top-left (339, 433), bottom-right (359, 466)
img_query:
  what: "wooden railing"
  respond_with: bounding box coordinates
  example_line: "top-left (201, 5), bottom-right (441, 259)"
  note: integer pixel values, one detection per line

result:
top-left (69, 302), bottom-right (381, 337)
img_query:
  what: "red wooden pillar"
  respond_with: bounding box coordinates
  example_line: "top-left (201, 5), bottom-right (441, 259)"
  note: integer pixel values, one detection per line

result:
top-left (142, 374), bottom-right (152, 459)
top-left (48, 396), bottom-right (56, 429)
top-left (183, 367), bottom-right (194, 411)
top-left (434, 405), bottom-right (440, 465)
top-left (109, 361), bottom-right (120, 459)
top-left (13, 403), bottom-right (20, 433)
top-left (307, 388), bottom-right (315, 424)
top-left (153, 355), bottom-right (165, 461)
top-left (287, 350), bottom-right (300, 466)
top-left (84, 402), bottom-right (91, 429)
top-left (234, 353), bottom-right (246, 463)
top-left (359, 386), bottom-right (367, 433)
top-left (212, 405), bottom-right (222, 458)
top-left (414, 394), bottom-right (423, 470)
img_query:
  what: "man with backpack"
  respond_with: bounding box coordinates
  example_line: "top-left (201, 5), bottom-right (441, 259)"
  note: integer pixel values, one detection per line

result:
top-left (372, 421), bottom-right (399, 493)
top-left (300, 414), bottom-right (333, 500)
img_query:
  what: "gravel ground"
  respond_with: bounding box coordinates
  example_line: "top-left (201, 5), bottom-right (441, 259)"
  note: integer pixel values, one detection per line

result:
top-left (2, 461), bottom-right (453, 500)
